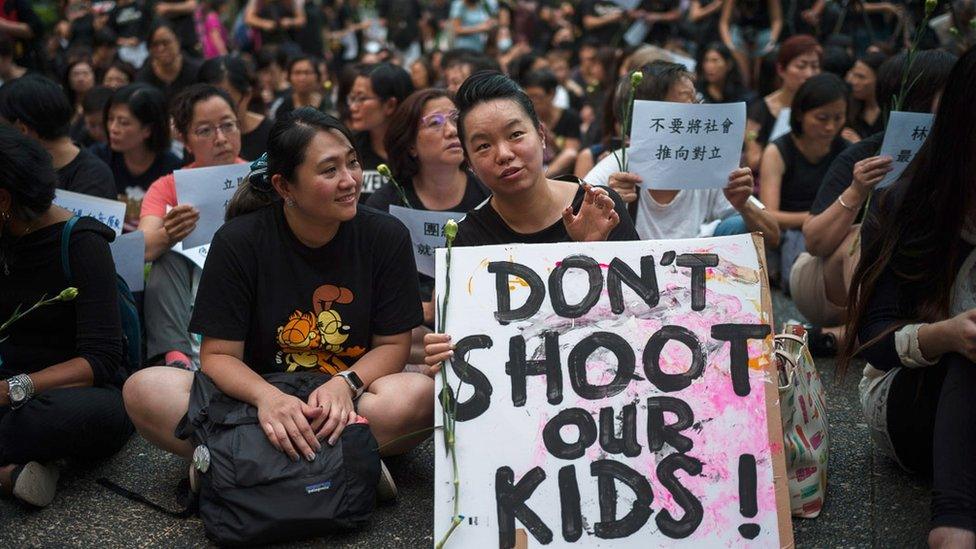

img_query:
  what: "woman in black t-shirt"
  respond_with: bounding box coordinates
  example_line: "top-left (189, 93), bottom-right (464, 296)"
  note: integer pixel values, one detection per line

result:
top-left (124, 108), bottom-right (432, 476)
top-left (423, 71), bottom-right (638, 369)
top-left (199, 56), bottom-right (273, 162)
top-left (759, 73), bottom-right (848, 292)
top-left (272, 55), bottom-right (333, 122)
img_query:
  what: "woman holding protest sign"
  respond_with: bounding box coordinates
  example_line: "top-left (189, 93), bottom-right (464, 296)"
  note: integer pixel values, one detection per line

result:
top-left (124, 107), bottom-right (432, 497)
top-left (759, 73), bottom-right (848, 295)
top-left (366, 89), bottom-right (490, 327)
top-left (422, 71), bottom-right (638, 369)
top-left (583, 61), bottom-right (779, 246)
top-left (844, 46), bottom-right (976, 549)
top-left (137, 84), bottom-right (246, 370)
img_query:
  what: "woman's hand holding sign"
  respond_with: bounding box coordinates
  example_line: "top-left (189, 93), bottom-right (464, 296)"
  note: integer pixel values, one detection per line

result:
top-left (424, 333), bottom-right (454, 376)
top-left (563, 183), bottom-right (620, 242)
top-left (722, 167), bottom-right (755, 210)
top-left (163, 204), bottom-right (199, 245)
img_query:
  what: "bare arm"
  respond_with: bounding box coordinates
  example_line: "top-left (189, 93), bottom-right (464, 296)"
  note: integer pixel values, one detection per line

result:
top-left (0, 19), bottom-right (33, 39)
top-left (719, 0), bottom-right (735, 49)
top-left (767, 0), bottom-right (783, 45)
top-left (156, 0), bottom-right (199, 16)
top-left (689, 0), bottom-right (725, 22)
top-left (546, 137), bottom-right (581, 177)
top-left (245, 0), bottom-right (277, 31)
top-left (1, 359), bottom-right (95, 406)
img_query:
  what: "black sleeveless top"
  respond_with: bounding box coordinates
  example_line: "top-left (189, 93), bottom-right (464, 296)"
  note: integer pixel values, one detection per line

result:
top-left (773, 134), bottom-right (848, 212)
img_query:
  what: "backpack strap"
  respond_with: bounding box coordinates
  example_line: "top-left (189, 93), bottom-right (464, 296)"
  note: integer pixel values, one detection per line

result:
top-left (96, 478), bottom-right (197, 519)
top-left (60, 215), bottom-right (81, 282)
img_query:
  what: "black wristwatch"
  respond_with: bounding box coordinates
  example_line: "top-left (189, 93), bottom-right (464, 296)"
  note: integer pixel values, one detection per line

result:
top-left (336, 371), bottom-right (365, 401)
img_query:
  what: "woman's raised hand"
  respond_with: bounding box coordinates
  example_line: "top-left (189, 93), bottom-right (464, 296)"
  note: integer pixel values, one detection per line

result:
top-left (563, 183), bottom-right (620, 242)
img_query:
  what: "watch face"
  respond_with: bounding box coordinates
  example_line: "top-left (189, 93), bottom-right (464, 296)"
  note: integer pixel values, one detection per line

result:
top-left (9, 384), bottom-right (25, 402)
top-left (347, 372), bottom-right (363, 389)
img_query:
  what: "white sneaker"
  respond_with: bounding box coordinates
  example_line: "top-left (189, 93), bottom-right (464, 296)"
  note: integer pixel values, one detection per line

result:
top-left (12, 461), bottom-right (59, 507)
top-left (377, 460), bottom-right (398, 502)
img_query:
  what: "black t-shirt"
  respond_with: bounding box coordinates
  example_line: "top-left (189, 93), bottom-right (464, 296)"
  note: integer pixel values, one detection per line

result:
top-left (809, 131), bottom-right (883, 217)
top-left (0, 217), bottom-right (125, 388)
top-left (353, 131), bottom-right (389, 199)
top-left (378, 0), bottom-right (422, 48)
top-left (92, 143), bottom-right (184, 195)
top-left (639, 0), bottom-right (680, 44)
top-left (189, 202), bottom-right (423, 375)
top-left (0, 0), bottom-right (43, 70)
top-left (241, 116), bottom-right (274, 161)
top-left (366, 171), bottom-right (491, 302)
top-left (748, 96), bottom-right (776, 146)
top-left (773, 134), bottom-right (849, 212)
top-left (455, 182), bottom-right (639, 246)
top-left (577, 0), bottom-right (625, 44)
top-left (136, 56), bottom-right (202, 103)
top-left (552, 109), bottom-right (582, 140)
top-left (273, 93), bottom-right (333, 121)
top-left (850, 113), bottom-right (884, 142)
top-left (158, 0), bottom-right (200, 53)
top-left (109, 0), bottom-right (151, 39)
top-left (58, 147), bottom-right (117, 200)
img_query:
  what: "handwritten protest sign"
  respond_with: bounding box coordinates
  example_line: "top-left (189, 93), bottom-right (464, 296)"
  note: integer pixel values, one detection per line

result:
top-left (628, 101), bottom-right (746, 190)
top-left (877, 111), bottom-right (935, 189)
top-left (109, 231), bottom-right (146, 292)
top-left (361, 169), bottom-right (389, 197)
top-left (174, 163), bottom-right (251, 249)
top-left (175, 242), bottom-right (209, 270)
top-left (389, 205), bottom-right (458, 277)
top-left (769, 108), bottom-right (791, 143)
top-left (53, 190), bottom-right (125, 235)
top-left (433, 234), bottom-right (791, 547)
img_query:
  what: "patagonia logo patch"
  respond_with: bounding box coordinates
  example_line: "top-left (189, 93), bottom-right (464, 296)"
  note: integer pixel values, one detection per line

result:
top-left (305, 481), bottom-right (332, 494)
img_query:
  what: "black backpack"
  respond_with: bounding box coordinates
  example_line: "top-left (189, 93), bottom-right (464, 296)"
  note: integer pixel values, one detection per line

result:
top-left (175, 371), bottom-right (380, 546)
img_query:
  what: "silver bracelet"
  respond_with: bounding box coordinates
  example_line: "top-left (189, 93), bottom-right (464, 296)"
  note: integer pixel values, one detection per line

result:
top-left (837, 193), bottom-right (859, 212)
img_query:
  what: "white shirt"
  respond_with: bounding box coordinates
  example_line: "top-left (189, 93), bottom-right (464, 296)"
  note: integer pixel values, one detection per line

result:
top-left (583, 147), bottom-right (735, 240)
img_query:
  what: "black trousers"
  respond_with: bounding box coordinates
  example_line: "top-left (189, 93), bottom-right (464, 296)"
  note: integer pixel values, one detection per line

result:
top-left (888, 353), bottom-right (976, 532)
top-left (0, 385), bottom-right (133, 465)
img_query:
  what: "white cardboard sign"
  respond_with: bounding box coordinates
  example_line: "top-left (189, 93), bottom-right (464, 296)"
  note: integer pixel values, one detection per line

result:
top-left (174, 163), bottom-right (251, 249)
top-left (877, 111), bottom-right (935, 189)
top-left (53, 189), bottom-right (126, 236)
top-left (389, 205), bottom-right (460, 277)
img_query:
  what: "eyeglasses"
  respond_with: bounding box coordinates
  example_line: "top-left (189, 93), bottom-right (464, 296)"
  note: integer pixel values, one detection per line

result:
top-left (193, 121), bottom-right (239, 140)
top-left (421, 110), bottom-right (459, 130)
top-left (346, 95), bottom-right (379, 107)
top-left (150, 38), bottom-right (175, 49)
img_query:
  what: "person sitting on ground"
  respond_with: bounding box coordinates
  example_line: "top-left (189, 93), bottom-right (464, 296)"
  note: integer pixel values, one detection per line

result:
top-left (138, 84), bottom-right (247, 370)
top-left (93, 84), bottom-right (182, 229)
top-left (0, 125), bottom-right (132, 508)
top-left (792, 50), bottom-right (956, 349)
top-left (759, 72), bottom-right (848, 297)
top-left (584, 61), bottom-right (780, 246)
top-left (422, 70), bottom-right (638, 371)
top-left (102, 60), bottom-right (136, 90)
top-left (0, 75), bottom-right (116, 200)
top-left (136, 21), bottom-right (202, 103)
top-left (841, 51), bottom-right (888, 144)
top-left (843, 45), bottom-right (976, 549)
top-left (366, 88), bottom-right (491, 359)
top-left (271, 54), bottom-right (333, 121)
top-left (199, 55), bottom-right (274, 162)
top-left (347, 63), bottom-right (415, 199)
top-left (124, 107), bottom-right (433, 497)
top-left (744, 35), bottom-right (821, 172)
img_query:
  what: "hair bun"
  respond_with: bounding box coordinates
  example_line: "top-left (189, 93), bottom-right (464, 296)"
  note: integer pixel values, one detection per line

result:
top-left (247, 152), bottom-right (273, 193)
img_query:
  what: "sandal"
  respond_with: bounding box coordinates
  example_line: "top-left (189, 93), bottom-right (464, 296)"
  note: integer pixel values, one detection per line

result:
top-left (11, 461), bottom-right (59, 507)
top-left (376, 460), bottom-right (398, 503)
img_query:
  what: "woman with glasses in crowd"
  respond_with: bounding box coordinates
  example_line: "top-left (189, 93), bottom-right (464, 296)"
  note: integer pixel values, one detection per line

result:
top-left (136, 21), bottom-right (202, 103)
top-left (271, 55), bottom-right (333, 121)
top-left (347, 63), bottom-right (415, 199)
top-left (137, 84), bottom-right (246, 370)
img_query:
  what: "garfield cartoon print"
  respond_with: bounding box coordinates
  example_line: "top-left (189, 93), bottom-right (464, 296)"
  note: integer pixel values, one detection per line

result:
top-left (275, 284), bottom-right (366, 374)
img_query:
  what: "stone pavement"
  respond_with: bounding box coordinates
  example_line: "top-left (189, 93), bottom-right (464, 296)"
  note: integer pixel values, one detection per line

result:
top-left (0, 292), bottom-right (931, 548)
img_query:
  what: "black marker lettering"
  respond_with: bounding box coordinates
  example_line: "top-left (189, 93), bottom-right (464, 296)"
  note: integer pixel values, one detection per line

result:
top-left (642, 326), bottom-right (706, 392)
top-left (607, 256), bottom-right (660, 314)
top-left (506, 332), bottom-right (563, 407)
top-left (488, 261), bottom-right (545, 325)
top-left (568, 332), bottom-right (636, 400)
top-left (549, 254), bottom-right (603, 318)
top-left (675, 253), bottom-right (719, 311)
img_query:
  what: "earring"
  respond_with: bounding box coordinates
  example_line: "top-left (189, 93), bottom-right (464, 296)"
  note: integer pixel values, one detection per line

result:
top-left (285, 197), bottom-right (296, 207)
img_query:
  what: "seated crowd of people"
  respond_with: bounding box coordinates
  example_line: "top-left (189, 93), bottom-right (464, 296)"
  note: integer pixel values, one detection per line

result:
top-left (0, 0), bottom-right (975, 546)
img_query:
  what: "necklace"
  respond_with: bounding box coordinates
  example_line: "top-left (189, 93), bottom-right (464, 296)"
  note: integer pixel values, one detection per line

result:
top-left (1, 217), bottom-right (40, 276)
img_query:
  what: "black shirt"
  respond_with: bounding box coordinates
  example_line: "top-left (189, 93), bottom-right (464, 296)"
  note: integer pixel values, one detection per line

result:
top-left (189, 202), bottom-right (423, 375)
top-left (58, 147), bottom-right (117, 200)
top-left (0, 217), bottom-right (125, 388)
top-left (748, 96), bottom-right (776, 146)
top-left (809, 131), bottom-right (883, 217)
top-left (273, 93), bottom-right (334, 121)
top-left (455, 182), bottom-right (639, 247)
top-left (92, 143), bottom-right (184, 196)
top-left (136, 56), bottom-right (202, 103)
top-left (353, 131), bottom-right (389, 199)
top-left (158, 0), bottom-right (200, 53)
top-left (241, 116), bottom-right (273, 161)
top-left (638, 0), bottom-right (680, 45)
top-left (773, 134), bottom-right (849, 212)
top-left (108, 0), bottom-right (151, 40)
top-left (577, 0), bottom-right (625, 44)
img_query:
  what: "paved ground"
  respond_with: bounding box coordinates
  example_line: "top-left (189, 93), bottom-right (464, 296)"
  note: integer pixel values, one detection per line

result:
top-left (0, 292), bottom-right (931, 548)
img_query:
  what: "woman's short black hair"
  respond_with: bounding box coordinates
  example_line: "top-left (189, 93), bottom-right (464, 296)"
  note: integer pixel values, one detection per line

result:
top-left (105, 84), bottom-right (171, 154)
top-left (199, 55), bottom-right (255, 97)
top-left (170, 84), bottom-right (236, 138)
top-left (148, 19), bottom-right (181, 49)
top-left (789, 73), bottom-right (848, 135)
top-left (227, 108), bottom-right (357, 220)
top-left (521, 69), bottom-right (559, 94)
top-left (358, 62), bottom-right (415, 103)
top-left (287, 54), bottom-right (321, 81)
top-left (454, 70), bottom-right (540, 147)
top-left (0, 75), bottom-right (74, 140)
top-left (0, 124), bottom-right (58, 221)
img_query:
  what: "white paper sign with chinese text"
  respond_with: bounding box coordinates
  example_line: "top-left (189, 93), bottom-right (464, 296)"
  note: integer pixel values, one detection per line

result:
top-left (433, 235), bottom-right (792, 547)
top-left (389, 205), bottom-right (458, 277)
top-left (53, 189), bottom-right (125, 236)
top-left (628, 101), bottom-right (746, 190)
top-left (174, 163), bottom-right (251, 249)
top-left (877, 111), bottom-right (934, 189)
top-left (109, 231), bottom-right (146, 292)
